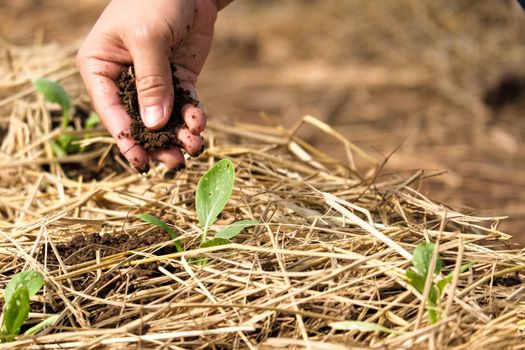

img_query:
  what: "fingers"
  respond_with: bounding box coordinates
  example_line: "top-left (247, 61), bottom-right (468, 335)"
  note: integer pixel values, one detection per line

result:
top-left (178, 81), bottom-right (206, 135)
top-left (76, 58), bottom-right (150, 172)
top-left (126, 35), bottom-right (174, 130)
top-left (182, 104), bottom-right (207, 135)
top-left (177, 128), bottom-right (205, 156)
top-left (151, 146), bottom-right (186, 171)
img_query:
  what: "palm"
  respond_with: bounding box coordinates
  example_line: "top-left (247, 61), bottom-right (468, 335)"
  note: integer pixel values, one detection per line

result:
top-left (77, 0), bottom-right (219, 172)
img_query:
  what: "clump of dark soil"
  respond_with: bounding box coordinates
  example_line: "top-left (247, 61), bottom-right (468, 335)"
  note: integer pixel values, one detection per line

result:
top-left (116, 65), bottom-right (198, 151)
top-left (41, 229), bottom-right (174, 266)
top-left (39, 229), bottom-right (178, 301)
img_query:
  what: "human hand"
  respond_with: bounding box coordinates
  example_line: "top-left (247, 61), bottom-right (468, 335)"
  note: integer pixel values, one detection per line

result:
top-left (77, 0), bottom-right (229, 173)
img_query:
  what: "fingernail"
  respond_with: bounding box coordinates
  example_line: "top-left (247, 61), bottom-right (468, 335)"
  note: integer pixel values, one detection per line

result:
top-left (193, 143), bottom-right (206, 157)
top-left (143, 105), bottom-right (164, 128)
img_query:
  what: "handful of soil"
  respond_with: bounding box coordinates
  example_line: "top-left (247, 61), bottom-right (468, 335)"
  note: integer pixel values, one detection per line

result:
top-left (116, 65), bottom-right (198, 151)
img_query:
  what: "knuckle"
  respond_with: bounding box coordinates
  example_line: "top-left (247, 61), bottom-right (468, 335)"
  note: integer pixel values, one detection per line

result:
top-left (130, 26), bottom-right (170, 47)
top-left (136, 75), bottom-right (171, 98)
top-left (131, 26), bottom-right (156, 44)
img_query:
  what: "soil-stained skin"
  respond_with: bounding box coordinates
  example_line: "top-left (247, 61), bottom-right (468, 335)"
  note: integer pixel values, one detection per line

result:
top-left (116, 65), bottom-right (198, 151)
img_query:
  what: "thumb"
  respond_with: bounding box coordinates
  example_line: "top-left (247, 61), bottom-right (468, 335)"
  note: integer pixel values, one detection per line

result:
top-left (128, 40), bottom-right (174, 130)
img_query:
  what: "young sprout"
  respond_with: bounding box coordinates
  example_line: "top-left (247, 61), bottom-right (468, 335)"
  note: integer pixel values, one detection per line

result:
top-left (84, 111), bottom-right (100, 130)
top-left (195, 159), bottom-right (258, 247)
top-left (135, 160), bottom-right (258, 264)
top-left (406, 242), bottom-right (472, 323)
top-left (33, 78), bottom-right (79, 156)
top-left (1, 271), bottom-right (58, 342)
top-left (34, 78), bottom-right (71, 129)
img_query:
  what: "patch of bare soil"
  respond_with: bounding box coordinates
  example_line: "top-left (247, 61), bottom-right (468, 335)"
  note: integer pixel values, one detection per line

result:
top-left (39, 229), bottom-right (176, 295)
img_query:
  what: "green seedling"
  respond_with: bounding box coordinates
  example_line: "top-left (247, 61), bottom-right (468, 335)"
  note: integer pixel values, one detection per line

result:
top-left (195, 159), bottom-right (258, 248)
top-left (84, 111), bottom-right (100, 130)
top-left (34, 78), bottom-right (86, 156)
top-left (137, 213), bottom-right (183, 253)
top-left (1, 270), bottom-right (57, 342)
top-left (136, 160), bottom-right (257, 263)
top-left (406, 242), bottom-right (472, 323)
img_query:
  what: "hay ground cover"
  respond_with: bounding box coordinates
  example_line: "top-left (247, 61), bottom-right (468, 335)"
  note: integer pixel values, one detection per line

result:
top-left (0, 42), bottom-right (524, 349)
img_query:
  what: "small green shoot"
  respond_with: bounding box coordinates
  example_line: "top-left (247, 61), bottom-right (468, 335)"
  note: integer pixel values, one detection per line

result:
top-left (24, 314), bottom-right (60, 337)
top-left (34, 78), bottom-right (71, 129)
top-left (196, 159), bottom-right (235, 241)
top-left (84, 112), bottom-right (100, 130)
top-left (136, 160), bottom-right (257, 264)
top-left (195, 159), bottom-right (258, 247)
top-left (406, 242), bottom-right (473, 323)
top-left (1, 270), bottom-right (56, 342)
top-left (34, 78), bottom-right (80, 156)
top-left (3, 271), bottom-right (44, 304)
top-left (137, 213), bottom-right (183, 252)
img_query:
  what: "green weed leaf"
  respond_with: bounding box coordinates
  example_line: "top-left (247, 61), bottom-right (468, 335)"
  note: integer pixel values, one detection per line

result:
top-left (4, 271), bottom-right (44, 305)
top-left (34, 78), bottom-right (71, 128)
top-left (216, 219), bottom-right (258, 240)
top-left (406, 269), bottom-right (425, 293)
top-left (436, 262), bottom-right (474, 293)
top-left (329, 320), bottom-right (403, 335)
top-left (84, 112), bottom-right (100, 129)
top-left (24, 314), bottom-right (60, 336)
top-left (34, 78), bottom-right (71, 111)
top-left (200, 238), bottom-right (232, 248)
top-left (137, 213), bottom-right (183, 252)
top-left (196, 159), bottom-right (235, 240)
top-left (3, 287), bottom-right (30, 340)
top-left (413, 242), bottom-right (442, 277)
top-left (427, 308), bottom-right (440, 324)
top-left (50, 140), bottom-right (67, 158)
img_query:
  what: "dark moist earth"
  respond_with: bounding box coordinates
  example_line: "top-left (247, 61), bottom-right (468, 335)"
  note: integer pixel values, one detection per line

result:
top-left (116, 64), bottom-right (198, 151)
top-left (38, 230), bottom-right (177, 298)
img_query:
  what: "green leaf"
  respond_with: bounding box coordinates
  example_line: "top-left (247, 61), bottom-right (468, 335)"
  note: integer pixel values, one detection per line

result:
top-left (137, 213), bottom-right (183, 252)
top-left (195, 159), bottom-right (235, 240)
top-left (4, 271), bottom-right (44, 305)
top-left (34, 78), bottom-right (71, 128)
top-left (200, 237), bottom-right (232, 248)
top-left (436, 262), bottom-right (474, 293)
top-left (216, 220), bottom-right (258, 240)
top-left (406, 269), bottom-right (425, 294)
top-left (50, 140), bottom-right (67, 158)
top-left (57, 133), bottom-right (80, 155)
top-left (427, 303), bottom-right (440, 324)
top-left (427, 285), bottom-right (440, 305)
top-left (24, 314), bottom-right (60, 336)
top-left (3, 287), bottom-right (30, 339)
top-left (329, 321), bottom-right (404, 335)
top-left (84, 112), bottom-right (100, 129)
top-left (412, 242), bottom-right (442, 277)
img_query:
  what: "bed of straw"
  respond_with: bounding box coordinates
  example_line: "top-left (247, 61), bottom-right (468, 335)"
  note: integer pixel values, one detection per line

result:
top-left (0, 42), bottom-right (524, 350)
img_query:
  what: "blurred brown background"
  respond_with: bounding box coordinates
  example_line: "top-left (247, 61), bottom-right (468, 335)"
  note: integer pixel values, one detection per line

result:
top-left (1, 0), bottom-right (524, 242)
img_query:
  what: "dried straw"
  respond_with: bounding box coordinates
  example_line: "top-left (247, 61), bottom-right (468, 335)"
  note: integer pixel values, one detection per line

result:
top-left (0, 43), bottom-right (524, 350)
